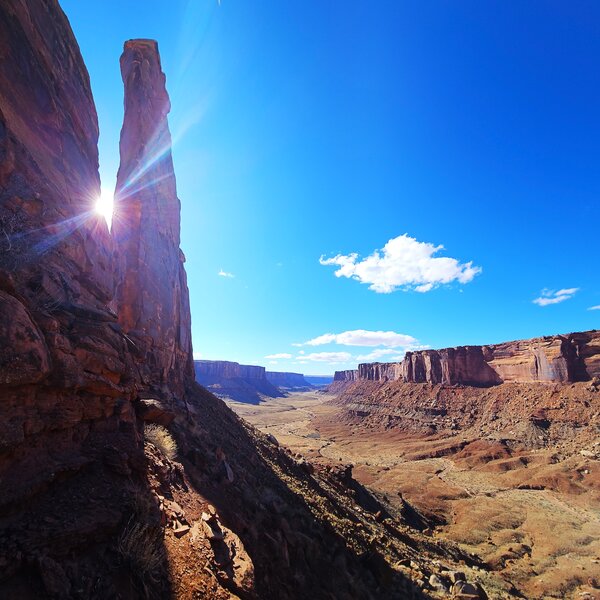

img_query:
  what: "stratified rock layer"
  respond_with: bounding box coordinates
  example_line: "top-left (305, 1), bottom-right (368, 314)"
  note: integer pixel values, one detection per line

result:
top-left (334, 369), bottom-right (359, 382)
top-left (195, 360), bottom-right (266, 380)
top-left (333, 330), bottom-right (600, 387)
top-left (0, 0), bottom-right (137, 508)
top-left (195, 360), bottom-right (283, 403)
top-left (113, 39), bottom-right (193, 399)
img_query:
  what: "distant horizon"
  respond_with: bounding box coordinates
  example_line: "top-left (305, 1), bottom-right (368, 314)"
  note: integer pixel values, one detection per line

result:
top-left (194, 323), bottom-right (598, 377)
top-left (62, 1), bottom-right (599, 374)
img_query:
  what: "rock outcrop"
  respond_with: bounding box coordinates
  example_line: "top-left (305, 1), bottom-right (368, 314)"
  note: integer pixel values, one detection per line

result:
top-left (333, 330), bottom-right (600, 388)
top-left (265, 371), bottom-right (312, 389)
top-left (195, 359), bottom-right (266, 380)
top-left (402, 347), bottom-right (501, 386)
top-left (359, 362), bottom-right (403, 381)
top-left (0, 0), bottom-right (137, 512)
top-left (334, 369), bottom-right (359, 382)
top-left (113, 39), bottom-right (194, 400)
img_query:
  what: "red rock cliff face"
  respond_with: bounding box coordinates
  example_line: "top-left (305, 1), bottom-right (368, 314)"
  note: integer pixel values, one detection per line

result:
top-left (403, 347), bottom-right (501, 386)
top-left (482, 333), bottom-right (599, 383)
top-left (0, 0), bottom-right (138, 509)
top-left (334, 369), bottom-right (359, 382)
top-left (359, 362), bottom-right (403, 381)
top-left (333, 330), bottom-right (600, 388)
top-left (113, 40), bottom-right (194, 399)
top-left (195, 360), bottom-right (266, 380)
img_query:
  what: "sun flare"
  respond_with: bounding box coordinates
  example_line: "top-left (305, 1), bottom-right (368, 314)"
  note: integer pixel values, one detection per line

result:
top-left (95, 187), bottom-right (114, 228)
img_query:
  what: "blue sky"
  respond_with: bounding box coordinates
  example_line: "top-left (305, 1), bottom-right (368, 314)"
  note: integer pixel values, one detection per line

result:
top-left (62, 0), bottom-right (599, 375)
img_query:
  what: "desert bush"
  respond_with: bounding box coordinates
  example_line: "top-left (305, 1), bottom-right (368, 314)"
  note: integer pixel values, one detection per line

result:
top-left (144, 424), bottom-right (177, 460)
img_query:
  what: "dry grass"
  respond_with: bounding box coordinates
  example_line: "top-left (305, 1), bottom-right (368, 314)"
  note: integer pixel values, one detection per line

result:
top-left (144, 424), bottom-right (177, 460)
top-left (117, 518), bottom-right (164, 593)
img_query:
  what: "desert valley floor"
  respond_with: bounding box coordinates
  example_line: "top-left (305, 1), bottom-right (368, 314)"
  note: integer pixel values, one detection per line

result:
top-left (226, 390), bottom-right (600, 600)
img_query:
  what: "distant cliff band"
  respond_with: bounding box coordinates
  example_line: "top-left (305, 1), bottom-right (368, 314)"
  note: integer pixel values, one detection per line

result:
top-left (334, 330), bottom-right (600, 386)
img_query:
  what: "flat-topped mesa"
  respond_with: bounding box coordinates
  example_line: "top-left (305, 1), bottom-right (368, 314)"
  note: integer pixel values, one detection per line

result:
top-left (113, 39), bottom-right (193, 399)
top-left (195, 360), bottom-right (266, 380)
top-left (334, 330), bottom-right (600, 387)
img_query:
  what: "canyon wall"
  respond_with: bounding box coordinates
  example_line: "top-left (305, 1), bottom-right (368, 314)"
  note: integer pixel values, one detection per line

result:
top-left (333, 330), bottom-right (600, 387)
top-left (195, 360), bottom-right (283, 403)
top-left (113, 39), bottom-right (194, 400)
top-left (266, 371), bottom-right (312, 388)
top-left (0, 0), bottom-right (139, 510)
top-left (195, 359), bottom-right (266, 380)
top-left (334, 369), bottom-right (359, 382)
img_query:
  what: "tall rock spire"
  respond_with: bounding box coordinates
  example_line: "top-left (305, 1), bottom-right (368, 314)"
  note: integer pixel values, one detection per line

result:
top-left (113, 39), bottom-right (193, 398)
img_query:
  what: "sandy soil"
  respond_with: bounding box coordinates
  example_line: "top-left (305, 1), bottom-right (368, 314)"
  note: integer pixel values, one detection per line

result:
top-left (226, 391), bottom-right (600, 600)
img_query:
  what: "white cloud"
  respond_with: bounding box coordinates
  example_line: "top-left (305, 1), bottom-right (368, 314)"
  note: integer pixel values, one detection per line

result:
top-left (533, 288), bottom-right (579, 306)
top-left (298, 352), bottom-right (353, 363)
top-left (265, 353), bottom-right (292, 359)
top-left (588, 305), bottom-right (600, 311)
top-left (319, 234), bottom-right (481, 293)
top-left (297, 329), bottom-right (417, 348)
top-left (218, 269), bottom-right (235, 278)
top-left (193, 351), bottom-right (202, 360)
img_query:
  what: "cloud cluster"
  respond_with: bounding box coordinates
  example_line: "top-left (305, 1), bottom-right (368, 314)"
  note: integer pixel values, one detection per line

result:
top-left (588, 305), bottom-right (600, 311)
top-left (218, 269), bottom-right (234, 278)
top-left (533, 288), bottom-right (578, 306)
top-left (295, 329), bottom-right (416, 348)
top-left (319, 234), bottom-right (481, 293)
top-left (267, 329), bottom-right (423, 367)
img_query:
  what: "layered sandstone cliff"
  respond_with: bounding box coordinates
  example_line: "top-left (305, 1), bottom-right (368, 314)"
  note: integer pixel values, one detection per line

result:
top-left (0, 0), bottom-right (138, 512)
top-left (196, 359), bottom-right (265, 380)
top-left (334, 369), bottom-right (359, 382)
top-left (195, 360), bottom-right (283, 403)
top-left (333, 330), bottom-right (600, 387)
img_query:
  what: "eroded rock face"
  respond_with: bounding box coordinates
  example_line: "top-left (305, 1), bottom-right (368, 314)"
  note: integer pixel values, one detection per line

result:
top-left (0, 0), bottom-right (137, 508)
top-left (0, 5), bottom-right (144, 593)
top-left (113, 39), bottom-right (194, 399)
top-left (195, 360), bottom-right (283, 403)
top-left (334, 369), bottom-right (359, 382)
top-left (483, 332), bottom-right (600, 383)
top-left (359, 362), bottom-right (402, 381)
top-left (196, 360), bottom-right (265, 380)
top-left (334, 331), bottom-right (600, 387)
top-left (403, 346), bottom-right (501, 386)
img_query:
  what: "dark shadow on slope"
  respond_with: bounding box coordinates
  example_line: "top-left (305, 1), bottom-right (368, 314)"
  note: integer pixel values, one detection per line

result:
top-left (196, 375), bottom-right (286, 405)
top-left (171, 382), bottom-right (437, 600)
top-left (0, 421), bottom-right (172, 600)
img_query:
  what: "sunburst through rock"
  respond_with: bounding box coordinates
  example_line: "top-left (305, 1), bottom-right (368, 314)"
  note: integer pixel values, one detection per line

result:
top-left (95, 187), bottom-right (114, 228)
